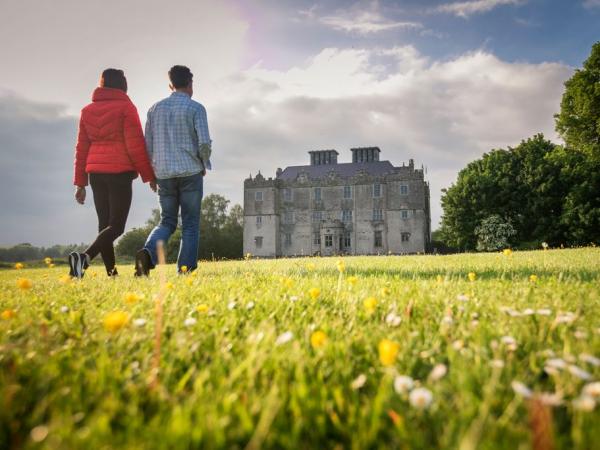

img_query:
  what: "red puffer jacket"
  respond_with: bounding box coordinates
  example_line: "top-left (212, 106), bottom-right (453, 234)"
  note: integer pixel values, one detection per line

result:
top-left (73, 87), bottom-right (155, 186)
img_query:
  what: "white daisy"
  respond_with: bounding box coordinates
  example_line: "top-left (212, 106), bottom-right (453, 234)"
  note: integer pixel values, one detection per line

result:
top-left (385, 312), bottom-right (402, 327)
top-left (184, 317), bottom-right (197, 327)
top-left (394, 375), bottom-right (414, 394)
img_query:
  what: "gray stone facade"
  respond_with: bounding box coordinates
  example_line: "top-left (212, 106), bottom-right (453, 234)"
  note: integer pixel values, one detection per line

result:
top-left (243, 147), bottom-right (431, 257)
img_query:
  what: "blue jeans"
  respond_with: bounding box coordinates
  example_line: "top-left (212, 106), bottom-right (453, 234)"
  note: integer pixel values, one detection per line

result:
top-left (144, 173), bottom-right (203, 272)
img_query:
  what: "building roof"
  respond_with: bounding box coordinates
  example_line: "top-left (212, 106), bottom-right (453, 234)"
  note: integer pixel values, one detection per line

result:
top-left (277, 161), bottom-right (396, 181)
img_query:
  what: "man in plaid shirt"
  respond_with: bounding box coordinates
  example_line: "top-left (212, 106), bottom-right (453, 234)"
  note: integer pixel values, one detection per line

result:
top-left (136, 65), bottom-right (212, 275)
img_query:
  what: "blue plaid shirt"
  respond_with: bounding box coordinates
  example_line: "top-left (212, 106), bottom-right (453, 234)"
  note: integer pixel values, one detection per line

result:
top-left (145, 92), bottom-right (212, 179)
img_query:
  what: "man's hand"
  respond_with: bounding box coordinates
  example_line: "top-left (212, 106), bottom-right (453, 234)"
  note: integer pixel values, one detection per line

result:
top-left (149, 180), bottom-right (158, 192)
top-left (201, 169), bottom-right (206, 176)
top-left (75, 186), bottom-right (86, 205)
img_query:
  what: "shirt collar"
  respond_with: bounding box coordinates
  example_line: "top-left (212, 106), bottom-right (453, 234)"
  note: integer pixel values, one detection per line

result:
top-left (171, 91), bottom-right (191, 98)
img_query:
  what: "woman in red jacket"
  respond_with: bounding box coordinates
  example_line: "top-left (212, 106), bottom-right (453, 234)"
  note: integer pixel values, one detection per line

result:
top-left (69, 68), bottom-right (156, 278)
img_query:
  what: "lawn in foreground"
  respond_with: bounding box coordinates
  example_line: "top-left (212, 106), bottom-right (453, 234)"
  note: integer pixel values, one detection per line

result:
top-left (1, 248), bottom-right (600, 449)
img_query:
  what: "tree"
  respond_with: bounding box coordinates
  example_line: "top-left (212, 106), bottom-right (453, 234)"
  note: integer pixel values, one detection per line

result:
top-left (555, 41), bottom-right (600, 159)
top-left (475, 215), bottom-right (516, 252)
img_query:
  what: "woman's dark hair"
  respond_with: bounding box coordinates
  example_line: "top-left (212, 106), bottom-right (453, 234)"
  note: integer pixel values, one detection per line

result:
top-left (169, 65), bottom-right (193, 89)
top-left (100, 68), bottom-right (127, 92)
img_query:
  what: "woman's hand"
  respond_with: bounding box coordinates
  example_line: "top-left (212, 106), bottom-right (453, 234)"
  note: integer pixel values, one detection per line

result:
top-left (149, 180), bottom-right (157, 192)
top-left (75, 186), bottom-right (86, 204)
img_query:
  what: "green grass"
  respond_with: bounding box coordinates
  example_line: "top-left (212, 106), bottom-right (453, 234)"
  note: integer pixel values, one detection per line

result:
top-left (1, 248), bottom-right (600, 449)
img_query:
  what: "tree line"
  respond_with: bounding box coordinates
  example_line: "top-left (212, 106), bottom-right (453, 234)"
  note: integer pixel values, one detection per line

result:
top-left (438, 41), bottom-right (600, 251)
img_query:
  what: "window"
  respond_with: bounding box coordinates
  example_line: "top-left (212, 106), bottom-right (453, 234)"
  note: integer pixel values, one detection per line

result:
top-left (284, 233), bottom-right (292, 246)
top-left (343, 185), bottom-right (352, 199)
top-left (400, 185), bottom-right (408, 195)
top-left (313, 233), bottom-right (321, 246)
top-left (284, 211), bottom-right (294, 224)
top-left (283, 188), bottom-right (292, 201)
top-left (372, 209), bottom-right (383, 221)
top-left (401, 232), bottom-right (410, 242)
top-left (255, 191), bottom-right (263, 201)
top-left (314, 187), bottom-right (321, 201)
top-left (254, 236), bottom-right (263, 248)
top-left (373, 183), bottom-right (381, 198)
top-left (256, 216), bottom-right (262, 226)
top-left (312, 211), bottom-right (323, 222)
top-left (324, 235), bottom-right (333, 247)
top-left (342, 210), bottom-right (353, 222)
top-left (344, 233), bottom-right (351, 248)
top-left (374, 231), bottom-right (383, 248)
top-left (401, 210), bottom-right (409, 219)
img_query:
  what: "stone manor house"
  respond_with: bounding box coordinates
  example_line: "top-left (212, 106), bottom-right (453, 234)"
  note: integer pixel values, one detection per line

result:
top-left (243, 147), bottom-right (431, 257)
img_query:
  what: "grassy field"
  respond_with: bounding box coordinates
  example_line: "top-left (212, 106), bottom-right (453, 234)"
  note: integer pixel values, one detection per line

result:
top-left (1, 248), bottom-right (599, 449)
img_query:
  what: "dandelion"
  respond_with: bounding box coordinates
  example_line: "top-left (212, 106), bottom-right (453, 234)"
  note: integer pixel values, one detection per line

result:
top-left (14, 262), bottom-right (24, 270)
top-left (393, 375), bottom-right (414, 394)
top-left (310, 330), bottom-right (327, 349)
top-left (467, 272), bottom-right (476, 282)
top-left (196, 304), bottom-right (209, 314)
top-left (573, 396), bottom-right (595, 412)
top-left (346, 276), bottom-right (358, 286)
top-left (378, 339), bottom-right (399, 366)
top-left (133, 318), bottom-right (147, 328)
top-left (568, 365), bottom-right (592, 380)
top-left (275, 331), bottom-right (294, 346)
top-left (511, 381), bottom-right (532, 398)
top-left (385, 312), bottom-right (402, 327)
top-left (58, 274), bottom-right (71, 284)
top-left (429, 363), bottom-right (448, 381)
top-left (1, 309), bottom-right (16, 320)
top-left (503, 248), bottom-right (513, 256)
top-left (409, 388), bottom-right (433, 409)
top-left (44, 257), bottom-right (52, 265)
top-left (165, 282), bottom-right (174, 290)
top-left (529, 274), bottom-right (538, 283)
top-left (363, 297), bottom-right (378, 314)
top-left (184, 317), bottom-right (197, 327)
top-left (351, 374), bottom-right (367, 390)
top-left (308, 288), bottom-right (321, 300)
top-left (180, 265), bottom-right (188, 273)
top-left (380, 287), bottom-right (391, 296)
top-left (542, 242), bottom-right (548, 250)
top-left (16, 278), bottom-right (32, 290)
top-left (103, 311), bottom-right (129, 333)
top-left (281, 278), bottom-right (294, 289)
top-left (436, 274), bottom-right (444, 283)
top-left (124, 292), bottom-right (143, 304)
top-left (336, 260), bottom-right (345, 273)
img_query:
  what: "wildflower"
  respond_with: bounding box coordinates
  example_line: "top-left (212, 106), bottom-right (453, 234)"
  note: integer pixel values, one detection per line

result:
top-left (385, 312), bottom-right (402, 327)
top-left (364, 297), bottom-right (378, 314)
top-left (409, 388), bottom-right (433, 409)
top-left (308, 287), bottom-right (321, 300)
top-left (124, 292), bottom-right (143, 304)
top-left (59, 274), bottom-right (71, 284)
top-left (60, 306), bottom-right (69, 313)
top-left (573, 396), bottom-right (595, 412)
top-left (305, 263), bottom-right (316, 271)
top-left (555, 312), bottom-right (576, 324)
top-left (184, 317), bottom-right (197, 327)
top-left (1, 309), bottom-right (16, 320)
top-left (378, 339), bottom-right (399, 366)
top-left (536, 308), bottom-right (552, 316)
top-left (490, 359), bottom-right (505, 369)
top-left (246, 301), bottom-right (255, 310)
top-left (346, 276), bottom-right (358, 286)
top-left (310, 330), bottom-right (327, 349)
top-left (16, 278), bottom-right (32, 290)
top-left (467, 272), bottom-right (476, 282)
top-left (456, 293), bottom-right (469, 302)
top-left (227, 301), bottom-right (237, 310)
top-left (103, 311), bottom-right (129, 333)
top-left (336, 260), bottom-right (345, 273)
top-left (281, 278), bottom-right (294, 289)
top-left (538, 392), bottom-right (563, 406)
top-left (501, 336), bottom-right (517, 351)
top-left (275, 331), bottom-right (294, 346)
top-left (14, 262), bottom-right (24, 270)
top-left (568, 365), bottom-right (592, 380)
top-left (582, 382), bottom-right (600, 398)
top-left (436, 275), bottom-right (444, 283)
top-left (289, 295), bottom-right (299, 302)
top-left (393, 375), bottom-right (414, 394)
top-left (580, 354), bottom-right (600, 367)
top-left (44, 257), bottom-right (52, 265)
top-left (546, 358), bottom-right (567, 370)
top-left (542, 242), bottom-right (548, 250)
top-left (380, 287), bottom-right (391, 296)
top-left (244, 252), bottom-right (252, 260)
top-left (180, 265), bottom-right (188, 273)
top-left (503, 248), bottom-right (513, 256)
top-left (133, 318), bottom-right (147, 327)
top-left (452, 340), bottom-right (464, 350)
top-left (428, 363), bottom-right (448, 381)
top-left (165, 282), bottom-right (174, 290)
top-left (196, 304), bottom-right (209, 314)
top-left (351, 374), bottom-right (367, 390)
top-left (511, 381), bottom-right (532, 398)
top-left (529, 274), bottom-right (538, 283)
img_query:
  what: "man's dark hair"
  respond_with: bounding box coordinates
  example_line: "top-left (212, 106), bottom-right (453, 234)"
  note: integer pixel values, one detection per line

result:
top-left (100, 68), bottom-right (127, 92)
top-left (169, 65), bottom-right (193, 89)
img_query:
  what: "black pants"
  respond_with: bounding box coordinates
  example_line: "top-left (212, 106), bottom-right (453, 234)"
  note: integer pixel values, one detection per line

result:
top-left (85, 172), bottom-right (135, 275)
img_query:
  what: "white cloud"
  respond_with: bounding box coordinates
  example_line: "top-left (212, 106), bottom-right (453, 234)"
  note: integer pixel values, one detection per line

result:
top-left (583, 0), bottom-right (600, 8)
top-left (433, 0), bottom-right (524, 18)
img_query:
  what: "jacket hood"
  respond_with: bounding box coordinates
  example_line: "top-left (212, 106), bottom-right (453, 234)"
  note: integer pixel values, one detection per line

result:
top-left (92, 87), bottom-right (130, 102)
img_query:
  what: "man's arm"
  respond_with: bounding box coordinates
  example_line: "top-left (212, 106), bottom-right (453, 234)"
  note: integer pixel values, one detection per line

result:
top-left (145, 109), bottom-right (154, 161)
top-left (193, 104), bottom-right (212, 171)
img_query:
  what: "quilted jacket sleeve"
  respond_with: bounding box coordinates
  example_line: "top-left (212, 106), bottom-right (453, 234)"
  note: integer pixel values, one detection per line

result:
top-left (123, 102), bottom-right (155, 183)
top-left (73, 113), bottom-right (90, 187)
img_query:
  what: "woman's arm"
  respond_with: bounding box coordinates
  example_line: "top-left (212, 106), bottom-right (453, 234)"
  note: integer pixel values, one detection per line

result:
top-left (73, 114), bottom-right (91, 187)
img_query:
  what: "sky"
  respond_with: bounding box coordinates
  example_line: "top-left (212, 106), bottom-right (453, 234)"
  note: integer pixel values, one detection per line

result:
top-left (0, 0), bottom-right (598, 246)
